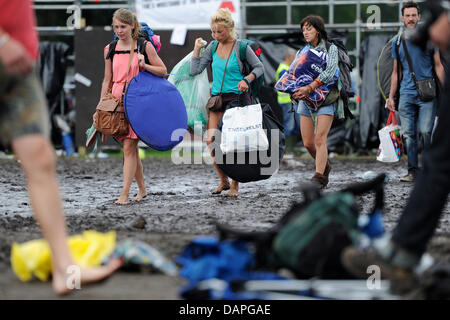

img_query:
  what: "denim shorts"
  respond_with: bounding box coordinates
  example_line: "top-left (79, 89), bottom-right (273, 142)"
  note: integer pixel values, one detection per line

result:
top-left (296, 100), bottom-right (335, 117)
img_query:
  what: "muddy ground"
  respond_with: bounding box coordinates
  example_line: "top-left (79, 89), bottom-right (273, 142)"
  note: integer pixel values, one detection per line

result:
top-left (0, 154), bottom-right (449, 299)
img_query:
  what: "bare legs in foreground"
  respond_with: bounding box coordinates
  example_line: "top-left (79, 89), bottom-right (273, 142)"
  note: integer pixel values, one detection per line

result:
top-left (12, 135), bottom-right (122, 295)
top-left (115, 138), bottom-right (147, 204)
top-left (207, 110), bottom-right (239, 197)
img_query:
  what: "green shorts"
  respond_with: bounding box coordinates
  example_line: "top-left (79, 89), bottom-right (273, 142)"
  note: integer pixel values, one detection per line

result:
top-left (0, 62), bottom-right (50, 146)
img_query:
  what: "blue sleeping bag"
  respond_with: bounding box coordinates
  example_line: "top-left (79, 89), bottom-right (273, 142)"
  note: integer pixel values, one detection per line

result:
top-left (124, 72), bottom-right (188, 151)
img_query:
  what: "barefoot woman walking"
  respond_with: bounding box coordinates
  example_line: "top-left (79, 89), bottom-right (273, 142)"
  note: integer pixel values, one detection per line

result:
top-left (99, 9), bottom-right (167, 204)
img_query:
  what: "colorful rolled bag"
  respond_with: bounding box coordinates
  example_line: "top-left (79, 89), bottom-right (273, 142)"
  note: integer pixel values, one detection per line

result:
top-left (275, 46), bottom-right (339, 111)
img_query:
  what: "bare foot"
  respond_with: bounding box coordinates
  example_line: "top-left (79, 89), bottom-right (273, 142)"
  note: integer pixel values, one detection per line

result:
top-left (52, 258), bottom-right (123, 295)
top-left (133, 191), bottom-right (147, 202)
top-left (224, 189), bottom-right (238, 197)
top-left (114, 195), bottom-right (129, 205)
top-left (211, 182), bottom-right (230, 194)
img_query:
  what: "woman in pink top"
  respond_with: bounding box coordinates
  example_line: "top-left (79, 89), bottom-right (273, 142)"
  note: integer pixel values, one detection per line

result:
top-left (99, 9), bottom-right (167, 205)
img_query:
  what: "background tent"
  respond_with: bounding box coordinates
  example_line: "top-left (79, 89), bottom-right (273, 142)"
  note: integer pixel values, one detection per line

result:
top-left (38, 41), bottom-right (70, 146)
top-left (359, 34), bottom-right (393, 150)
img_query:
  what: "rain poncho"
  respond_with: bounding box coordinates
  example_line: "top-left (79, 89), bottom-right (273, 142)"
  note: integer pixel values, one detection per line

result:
top-left (275, 46), bottom-right (339, 111)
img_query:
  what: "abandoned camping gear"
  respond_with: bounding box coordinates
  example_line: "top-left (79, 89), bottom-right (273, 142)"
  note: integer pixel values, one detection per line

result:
top-left (105, 239), bottom-right (178, 276)
top-left (216, 173), bottom-right (387, 279)
top-left (176, 236), bottom-right (286, 300)
top-left (11, 230), bottom-right (116, 282)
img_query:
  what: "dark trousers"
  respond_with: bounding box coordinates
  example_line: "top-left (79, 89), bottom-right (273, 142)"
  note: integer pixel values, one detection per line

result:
top-left (392, 72), bottom-right (450, 257)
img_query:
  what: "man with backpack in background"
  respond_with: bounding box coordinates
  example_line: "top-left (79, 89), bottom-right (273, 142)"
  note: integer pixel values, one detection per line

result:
top-left (386, 1), bottom-right (444, 182)
top-left (276, 48), bottom-right (299, 160)
top-left (343, 0), bottom-right (450, 296)
top-left (0, 0), bottom-right (121, 294)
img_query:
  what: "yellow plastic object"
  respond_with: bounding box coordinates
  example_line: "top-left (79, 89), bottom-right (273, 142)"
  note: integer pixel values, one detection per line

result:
top-left (138, 148), bottom-right (146, 159)
top-left (11, 230), bottom-right (116, 282)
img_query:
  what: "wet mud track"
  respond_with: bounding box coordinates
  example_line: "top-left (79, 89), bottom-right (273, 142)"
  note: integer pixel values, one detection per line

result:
top-left (0, 156), bottom-right (449, 299)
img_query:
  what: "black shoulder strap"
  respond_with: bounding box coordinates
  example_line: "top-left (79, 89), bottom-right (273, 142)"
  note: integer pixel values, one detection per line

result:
top-left (137, 37), bottom-right (150, 65)
top-left (395, 34), bottom-right (402, 89)
top-left (325, 40), bottom-right (331, 51)
top-left (137, 37), bottom-right (146, 54)
top-left (401, 36), bottom-right (420, 87)
top-left (106, 40), bottom-right (118, 61)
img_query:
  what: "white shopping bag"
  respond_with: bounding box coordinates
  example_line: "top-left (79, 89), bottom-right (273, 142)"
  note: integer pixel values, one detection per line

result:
top-left (220, 103), bottom-right (269, 154)
top-left (377, 112), bottom-right (404, 163)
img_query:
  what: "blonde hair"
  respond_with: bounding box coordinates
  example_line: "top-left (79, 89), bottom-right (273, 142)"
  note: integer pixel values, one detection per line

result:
top-left (112, 8), bottom-right (141, 40)
top-left (210, 8), bottom-right (237, 39)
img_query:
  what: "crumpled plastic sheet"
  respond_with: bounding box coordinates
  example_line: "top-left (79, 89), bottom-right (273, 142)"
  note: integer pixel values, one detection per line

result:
top-left (105, 239), bottom-right (178, 276)
top-left (11, 230), bottom-right (116, 282)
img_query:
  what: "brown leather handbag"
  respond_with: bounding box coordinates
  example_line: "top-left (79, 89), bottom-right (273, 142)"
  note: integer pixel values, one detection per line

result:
top-left (205, 41), bottom-right (235, 112)
top-left (94, 40), bottom-right (136, 137)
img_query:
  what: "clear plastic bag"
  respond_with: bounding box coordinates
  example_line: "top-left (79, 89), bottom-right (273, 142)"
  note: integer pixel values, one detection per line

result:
top-left (168, 51), bottom-right (210, 134)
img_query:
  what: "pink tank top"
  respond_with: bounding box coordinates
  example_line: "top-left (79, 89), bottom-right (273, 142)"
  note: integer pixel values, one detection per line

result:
top-left (109, 43), bottom-right (140, 100)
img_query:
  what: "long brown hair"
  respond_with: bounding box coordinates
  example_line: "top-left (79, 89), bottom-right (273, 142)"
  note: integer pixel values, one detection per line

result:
top-left (112, 8), bottom-right (140, 40)
top-left (300, 15), bottom-right (328, 43)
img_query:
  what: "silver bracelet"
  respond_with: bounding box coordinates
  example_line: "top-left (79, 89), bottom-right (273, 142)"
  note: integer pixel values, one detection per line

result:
top-left (0, 33), bottom-right (10, 48)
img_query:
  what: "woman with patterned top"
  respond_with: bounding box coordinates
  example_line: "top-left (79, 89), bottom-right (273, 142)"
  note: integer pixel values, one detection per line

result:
top-left (291, 15), bottom-right (339, 188)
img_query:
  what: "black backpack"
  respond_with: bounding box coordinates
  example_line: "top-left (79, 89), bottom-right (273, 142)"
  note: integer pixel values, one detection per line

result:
top-left (106, 23), bottom-right (161, 66)
top-left (106, 37), bottom-right (149, 65)
top-left (326, 39), bottom-right (355, 120)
